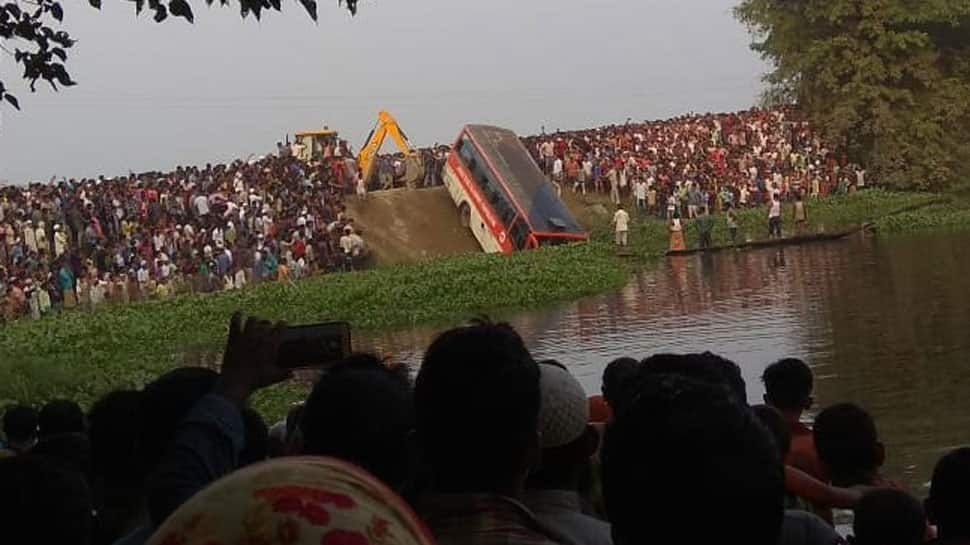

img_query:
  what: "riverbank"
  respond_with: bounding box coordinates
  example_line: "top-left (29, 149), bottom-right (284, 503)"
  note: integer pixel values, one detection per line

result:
top-left (1, 189), bottom-right (965, 418)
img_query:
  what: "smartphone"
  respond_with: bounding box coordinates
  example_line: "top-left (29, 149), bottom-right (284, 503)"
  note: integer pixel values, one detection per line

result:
top-left (277, 322), bottom-right (352, 369)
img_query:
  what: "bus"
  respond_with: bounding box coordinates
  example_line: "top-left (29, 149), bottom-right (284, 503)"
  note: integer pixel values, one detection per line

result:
top-left (442, 124), bottom-right (588, 254)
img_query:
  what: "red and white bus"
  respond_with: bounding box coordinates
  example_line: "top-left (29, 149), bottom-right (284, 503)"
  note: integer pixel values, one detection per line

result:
top-left (442, 124), bottom-right (588, 254)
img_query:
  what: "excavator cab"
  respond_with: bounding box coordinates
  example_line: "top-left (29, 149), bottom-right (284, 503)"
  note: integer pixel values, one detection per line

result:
top-left (294, 129), bottom-right (340, 163)
top-left (357, 111), bottom-right (424, 189)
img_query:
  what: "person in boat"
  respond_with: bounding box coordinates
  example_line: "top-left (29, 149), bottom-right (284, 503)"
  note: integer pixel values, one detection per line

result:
top-left (669, 210), bottom-right (686, 252)
top-left (726, 204), bottom-right (739, 245)
top-left (793, 192), bottom-right (808, 235)
top-left (768, 193), bottom-right (783, 239)
top-left (695, 206), bottom-right (714, 250)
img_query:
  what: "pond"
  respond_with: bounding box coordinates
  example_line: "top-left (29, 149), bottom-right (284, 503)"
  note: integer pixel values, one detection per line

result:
top-left (360, 231), bottom-right (970, 491)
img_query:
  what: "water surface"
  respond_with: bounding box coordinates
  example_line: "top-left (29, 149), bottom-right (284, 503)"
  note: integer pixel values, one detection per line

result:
top-left (361, 232), bottom-right (970, 491)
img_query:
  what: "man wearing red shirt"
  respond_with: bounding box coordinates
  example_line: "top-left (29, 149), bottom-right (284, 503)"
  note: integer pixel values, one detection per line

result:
top-left (292, 236), bottom-right (306, 262)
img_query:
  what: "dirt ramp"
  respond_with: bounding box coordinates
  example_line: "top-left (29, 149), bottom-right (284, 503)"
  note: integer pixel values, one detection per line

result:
top-left (346, 187), bottom-right (481, 265)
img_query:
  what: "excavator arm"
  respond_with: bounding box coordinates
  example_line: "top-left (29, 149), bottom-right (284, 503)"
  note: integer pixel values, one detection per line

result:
top-left (358, 111), bottom-right (415, 183)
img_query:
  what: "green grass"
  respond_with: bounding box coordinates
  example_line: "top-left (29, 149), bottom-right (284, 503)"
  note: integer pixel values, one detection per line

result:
top-left (0, 242), bottom-right (628, 417)
top-left (1, 188), bottom-right (963, 419)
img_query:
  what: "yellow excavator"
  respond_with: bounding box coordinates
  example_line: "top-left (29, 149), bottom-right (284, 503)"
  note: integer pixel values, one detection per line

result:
top-left (357, 111), bottom-right (424, 188)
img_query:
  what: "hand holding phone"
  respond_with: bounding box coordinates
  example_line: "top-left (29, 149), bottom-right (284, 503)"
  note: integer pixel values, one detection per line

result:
top-left (218, 312), bottom-right (292, 407)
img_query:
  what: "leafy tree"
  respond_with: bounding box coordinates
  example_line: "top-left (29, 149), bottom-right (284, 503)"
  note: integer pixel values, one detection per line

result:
top-left (0, 0), bottom-right (358, 112)
top-left (735, 0), bottom-right (970, 190)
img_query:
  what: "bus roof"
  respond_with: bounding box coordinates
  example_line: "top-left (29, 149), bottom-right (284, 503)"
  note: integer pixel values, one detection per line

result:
top-left (463, 124), bottom-right (585, 236)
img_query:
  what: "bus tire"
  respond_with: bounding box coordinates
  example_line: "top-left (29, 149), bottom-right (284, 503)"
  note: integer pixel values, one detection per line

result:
top-left (458, 202), bottom-right (471, 228)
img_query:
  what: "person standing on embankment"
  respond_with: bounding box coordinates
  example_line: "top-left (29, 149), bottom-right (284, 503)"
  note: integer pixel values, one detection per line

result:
top-left (768, 193), bottom-right (783, 239)
top-left (612, 205), bottom-right (630, 248)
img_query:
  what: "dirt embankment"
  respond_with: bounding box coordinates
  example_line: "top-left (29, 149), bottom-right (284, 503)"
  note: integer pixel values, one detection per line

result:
top-left (559, 190), bottom-right (614, 231)
top-left (345, 187), bottom-right (481, 266)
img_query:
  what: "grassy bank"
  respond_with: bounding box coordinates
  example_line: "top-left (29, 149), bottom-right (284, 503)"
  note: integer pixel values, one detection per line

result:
top-left (0, 241), bottom-right (628, 416)
top-left (1, 189), bottom-right (963, 418)
top-left (569, 188), bottom-right (946, 258)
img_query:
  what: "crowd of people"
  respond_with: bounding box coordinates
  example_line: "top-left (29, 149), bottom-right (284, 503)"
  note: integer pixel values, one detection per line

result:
top-left (2, 313), bottom-right (967, 545)
top-left (526, 108), bottom-right (866, 251)
top-left (1, 107), bottom-right (872, 322)
top-left (525, 107), bottom-right (867, 216)
top-left (369, 147), bottom-right (450, 191)
top-left (0, 143), bottom-right (373, 323)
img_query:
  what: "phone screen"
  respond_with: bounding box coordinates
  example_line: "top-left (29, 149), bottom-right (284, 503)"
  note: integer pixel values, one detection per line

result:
top-left (277, 322), bottom-right (352, 369)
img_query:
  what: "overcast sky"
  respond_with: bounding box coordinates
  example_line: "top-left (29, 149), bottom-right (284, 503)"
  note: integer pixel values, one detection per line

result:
top-left (0, 0), bottom-right (766, 183)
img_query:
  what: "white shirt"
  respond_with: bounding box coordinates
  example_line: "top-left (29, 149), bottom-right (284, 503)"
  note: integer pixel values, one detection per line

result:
top-left (523, 490), bottom-right (613, 545)
top-left (552, 159), bottom-right (564, 176)
top-left (194, 195), bottom-right (210, 216)
top-left (769, 200), bottom-right (782, 218)
top-left (612, 209), bottom-right (630, 232)
top-left (339, 235), bottom-right (354, 254)
top-left (634, 181), bottom-right (647, 200)
top-left (349, 234), bottom-right (365, 256)
top-left (90, 282), bottom-right (107, 306)
top-left (234, 269), bottom-right (247, 289)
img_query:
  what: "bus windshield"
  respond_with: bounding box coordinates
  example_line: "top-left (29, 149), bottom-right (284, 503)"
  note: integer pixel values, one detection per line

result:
top-left (457, 135), bottom-right (519, 229)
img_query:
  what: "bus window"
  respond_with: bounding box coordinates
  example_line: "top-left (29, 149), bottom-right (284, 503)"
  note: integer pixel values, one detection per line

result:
top-left (510, 219), bottom-right (529, 250)
top-left (461, 135), bottom-right (518, 227)
top-left (538, 237), bottom-right (571, 248)
top-left (459, 137), bottom-right (475, 165)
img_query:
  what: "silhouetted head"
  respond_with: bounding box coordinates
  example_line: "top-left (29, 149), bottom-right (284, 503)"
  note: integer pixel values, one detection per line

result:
top-left (762, 358), bottom-right (814, 413)
top-left (416, 320), bottom-right (539, 495)
top-left (926, 447), bottom-right (970, 540)
top-left (300, 354), bottom-right (414, 490)
top-left (640, 352), bottom-right (747, 404)
top-left (2, 404), bottom-right (39, 453)
top-left (603, 373), bottom-right (783, 545)
top-left (601, 357), bottom-right (640, 418)
top-left (853, 489), bottom-right (925, 545)
top-left (39, 399), bottom-right (86, 438)
top-left (813, 403), bottom-right (884, 487)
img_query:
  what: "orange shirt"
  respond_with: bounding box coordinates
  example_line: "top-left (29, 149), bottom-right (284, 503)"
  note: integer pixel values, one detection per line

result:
top-left (786, 421), bottom-right (827, 482)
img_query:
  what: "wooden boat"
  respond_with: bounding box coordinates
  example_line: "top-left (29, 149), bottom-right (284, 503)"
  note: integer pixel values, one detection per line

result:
top-left (665, 224), bottom-right (873, 257)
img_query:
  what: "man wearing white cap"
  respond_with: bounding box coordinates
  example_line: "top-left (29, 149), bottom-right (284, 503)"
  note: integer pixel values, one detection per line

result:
top-left (23, 220), bottom-right (37, 254)
top-left (525, 361), bottom-right (613, 545)
top-left (52, 224), bottom-right (67, 258)
top-left (34, 221), bottom-right (48, 255)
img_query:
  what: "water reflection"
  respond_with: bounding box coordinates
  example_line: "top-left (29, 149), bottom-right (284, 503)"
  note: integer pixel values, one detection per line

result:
top-left (360, 232), bottom-right (970, 490)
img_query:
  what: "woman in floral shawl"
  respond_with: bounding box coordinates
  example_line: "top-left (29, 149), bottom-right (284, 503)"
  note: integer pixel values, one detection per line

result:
top-left (147, 457), bottom-right (435, 545)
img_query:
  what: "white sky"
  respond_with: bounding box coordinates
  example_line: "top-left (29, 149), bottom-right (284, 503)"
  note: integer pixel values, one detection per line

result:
top-left (0, 0), bottom-right (767, 183)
